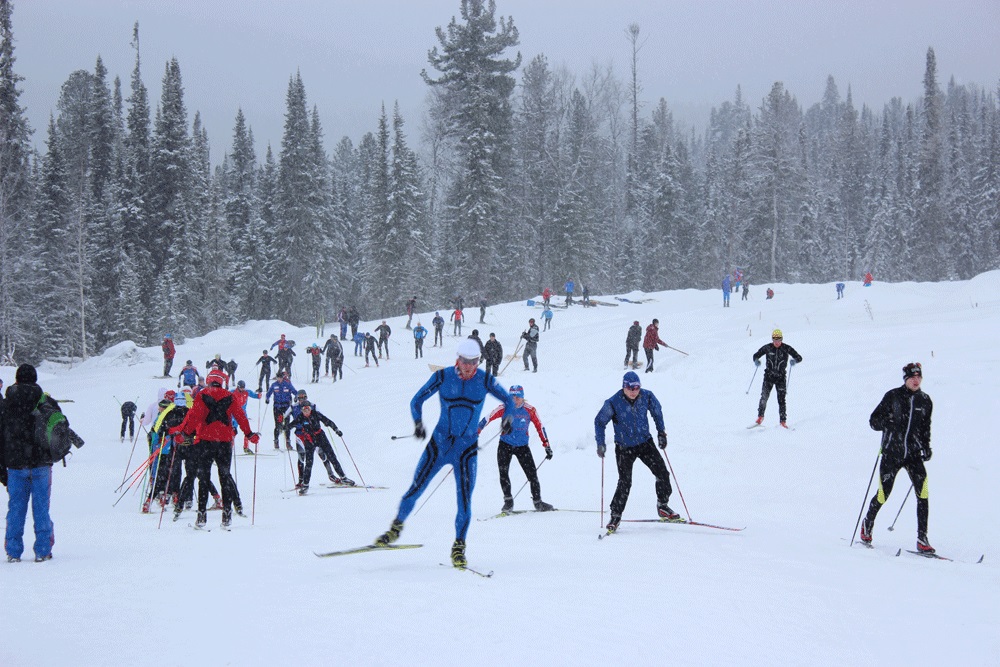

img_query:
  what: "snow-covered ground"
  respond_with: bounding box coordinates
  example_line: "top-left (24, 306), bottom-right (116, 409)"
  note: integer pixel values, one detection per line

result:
top-left (2, 275), bottom-right (999, 666)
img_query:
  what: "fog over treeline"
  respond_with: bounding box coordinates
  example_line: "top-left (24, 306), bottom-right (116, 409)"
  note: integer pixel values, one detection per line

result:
top-left (0, 0), bottom-right (997, 363)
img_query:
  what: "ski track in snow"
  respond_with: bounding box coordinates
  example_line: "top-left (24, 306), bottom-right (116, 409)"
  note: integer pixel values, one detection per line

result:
top-left (3, 276), bottom-right (999, 665)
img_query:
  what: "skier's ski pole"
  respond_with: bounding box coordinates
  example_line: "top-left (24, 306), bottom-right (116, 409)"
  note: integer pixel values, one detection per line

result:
top-left (412, 469), bottom-right (453, 517)
top-left (251, 438), bottom-right (259, 526)
top-left (850, 452), bottom-right (881, 546)
top-left (231, 441), bottom-right (239, 489)
top-left (497, 339), bottom-right (524, 377)
top-left (511, 457), bottom-right (546, 501)
top-left (787, 363), bottom-right (794, 389)
top-left (112, 451), bottom-right (158, 507)
top-left (666, 345), bottom-right (689, 356)
top-left (660, 449), bottom-right (692, 522)
top-left (119, 422), bottom-right (146, 488)
top-left (115, 447), bottom-right (157, 493)
top-left (284, 436), bottom-right (299, 489)
top-left (745, 365), bottom-right (759, 394)
top-left (331, 430), bottom-right (368, 490)
top-left (413, 435), bottom-right (499, 516)
top-left (157, 441), bottom-right (179, 529)
top-left (600, 454), bottom-right (605, 528)
top-left (887, 485), bottom-right (912, 532)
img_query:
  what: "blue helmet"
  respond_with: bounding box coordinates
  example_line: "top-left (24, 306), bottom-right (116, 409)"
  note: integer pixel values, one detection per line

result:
top-left (508, 385), bottom-right (524, 398)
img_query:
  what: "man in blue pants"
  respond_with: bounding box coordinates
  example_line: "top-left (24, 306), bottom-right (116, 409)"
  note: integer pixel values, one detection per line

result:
top-left (374, 339), bottom-right (514, 567)
top-left (2, 365), bottom-right (67, 562)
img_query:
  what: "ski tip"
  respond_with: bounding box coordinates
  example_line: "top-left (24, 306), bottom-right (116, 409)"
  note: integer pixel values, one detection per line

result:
top-left (977, 554), bottom-right (984, 564)
top-left (894, 548), bottom-right (902, 557)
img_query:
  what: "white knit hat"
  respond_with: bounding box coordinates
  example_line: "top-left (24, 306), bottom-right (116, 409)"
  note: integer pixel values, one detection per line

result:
top-left (457, 339), bottom-right (481, 361)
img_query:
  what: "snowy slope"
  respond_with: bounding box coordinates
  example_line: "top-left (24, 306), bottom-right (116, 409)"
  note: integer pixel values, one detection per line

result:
top-left (2, 276), bottom-right (999, 666)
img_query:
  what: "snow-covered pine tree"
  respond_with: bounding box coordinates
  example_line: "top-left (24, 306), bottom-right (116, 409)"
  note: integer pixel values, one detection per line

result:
top-left (330, 136), bottom-right (364, 310)
top-left (390, 103), bottom-right (432, 301)
top-left (275, 72), bottom-right (325, 324)
top-left (225, 109), bottom-right (267, 321)
top-left (422, 0), bottom-right (520, 303)
top-left (150, 57), bottom-right (193, 338)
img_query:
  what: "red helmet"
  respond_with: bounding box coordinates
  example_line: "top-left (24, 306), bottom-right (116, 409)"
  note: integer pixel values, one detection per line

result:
top-left (207, 369), bottom-right (228, 387)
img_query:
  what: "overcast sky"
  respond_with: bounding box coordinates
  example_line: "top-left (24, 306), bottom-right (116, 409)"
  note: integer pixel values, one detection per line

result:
top-left (12, 0), bottom-right (1000, 161)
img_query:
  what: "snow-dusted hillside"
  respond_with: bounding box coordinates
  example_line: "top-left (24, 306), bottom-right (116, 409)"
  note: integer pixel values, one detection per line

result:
top-left (2, 275), bottom-right (999, 666)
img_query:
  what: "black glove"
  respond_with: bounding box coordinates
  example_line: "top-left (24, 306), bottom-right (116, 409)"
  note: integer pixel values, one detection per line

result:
top-left (501, 415), bottom-right (513, 435)
top-left (414, 420), bottom-right (426, 440)
top-left (754, 359), bottom-right (761, 367)
top-left (544, 445), bottom-right (553, 460)
top-left (597, 444), bottom-right (606, 458)
top-left (334, 429), bottom-right (343, 437)
top-left (921, 447), bottom-right (932, 462)
top-left (657, 431), bottom-right (668, 449)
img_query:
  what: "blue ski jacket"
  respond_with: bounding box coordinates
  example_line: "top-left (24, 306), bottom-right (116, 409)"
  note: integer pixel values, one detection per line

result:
top-left (594, 388), bottom-right (665, 448)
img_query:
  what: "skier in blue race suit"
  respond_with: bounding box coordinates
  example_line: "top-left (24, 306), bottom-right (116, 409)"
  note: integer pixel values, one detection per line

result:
top-left (373, 339), bottom-right (515, 568)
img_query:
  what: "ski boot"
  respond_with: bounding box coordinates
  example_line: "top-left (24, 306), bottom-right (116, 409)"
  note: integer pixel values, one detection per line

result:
top-left (337, 477), bottom-right (355, 487)
top-left (755, 416), bottom-right (764, 425)
top-left (141, 498), bottom-right (151, 514)
top-left (606, 513), bottom-right (621, 533)
top-left (501, 496), bottom-right (514, 513)
top-left (657, 504), bottom-right (680, 521)
top-left (195, 511), bottom-right (207, 528)
top-left (210, 494), bottom-right (223, 511)
top-left (221, 509), bottom-right (232, 528)
top-left (243, 445), bottom-right (254, 455)
top-left (860, 517), bottom-right (873, 545)
top-left (7, 556), bottom-right (20, 563)
top-left (297, 485), bottom-right (308, 496)
top-left (173, 505), bottom-right (183, 522)
top-left (451, 539), bottom-right (467, 568)
top-left (234, 504), bottom-right (246, 518)
top-left (916, 532), bottom-right (935, 554)
top-left (34, 554), bottom-right (52, 563)
top-left (533, 499), bottom-right (555, 512)
top-left (375, 519), bottom-right (404, 546)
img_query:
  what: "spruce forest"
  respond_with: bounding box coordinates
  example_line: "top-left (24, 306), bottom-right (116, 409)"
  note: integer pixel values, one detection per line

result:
top-left (0, 0), bottom-right (997, 362)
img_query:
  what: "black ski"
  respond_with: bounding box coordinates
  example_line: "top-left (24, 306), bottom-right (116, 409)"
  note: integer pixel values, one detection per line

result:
top-left (902, 549), bottom-right (983, 563)
top-left (478, 508), bottom-right (597, 521)
top-left (622, 517), bottom-right (745, 532)
top-left (315, 543), bottom-right (422, 558)
top-left (189, 523), bottom-right (210, 532)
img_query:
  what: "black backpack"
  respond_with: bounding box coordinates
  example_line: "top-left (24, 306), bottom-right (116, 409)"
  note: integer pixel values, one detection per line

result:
top-left (33, 393), bottom-right (75, 462)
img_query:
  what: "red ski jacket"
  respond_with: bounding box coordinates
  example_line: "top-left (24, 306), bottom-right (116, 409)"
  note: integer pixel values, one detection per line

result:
top-left (174, 385), bottom-right (253, 444)
top-left (643, 324), bottom-right (666, 351)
